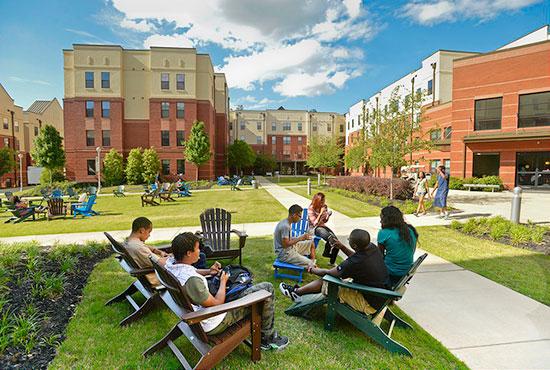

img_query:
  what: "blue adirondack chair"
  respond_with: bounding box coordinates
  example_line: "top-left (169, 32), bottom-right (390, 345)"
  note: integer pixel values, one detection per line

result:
top-left (217, 176), bottom-right (230, 186)
top-left (51, 189), bottom-right (64, 198)
top-left (273, 207), bottom-right (322, 282)
top-left (177, 183), bottom-right (192, 197)
top-left (73, 195), bottom-right (98, 218)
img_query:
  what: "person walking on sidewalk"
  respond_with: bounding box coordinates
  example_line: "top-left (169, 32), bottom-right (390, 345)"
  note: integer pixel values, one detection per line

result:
top-left (431, 165), bottom-right (449, 219)
top-left (413, 171), bottom-right (430, 216)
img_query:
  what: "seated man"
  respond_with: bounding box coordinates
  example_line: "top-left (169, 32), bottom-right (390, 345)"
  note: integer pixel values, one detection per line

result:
top-left (279, 229), bottom-right (389, 315)
top-left (124, 217), bottom-right (169, 286)
top-left (274, 204), bottom-right (315, 268)
top-left (163, 232), bottom-right (289, 351)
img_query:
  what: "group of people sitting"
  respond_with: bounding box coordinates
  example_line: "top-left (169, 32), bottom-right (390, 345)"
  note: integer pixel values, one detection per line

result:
top-left (122, 192), bottom-right (418, 353)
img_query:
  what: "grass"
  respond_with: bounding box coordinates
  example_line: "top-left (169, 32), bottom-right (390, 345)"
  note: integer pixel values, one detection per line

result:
top-left (0, 189), bottom-right (287, 238)
top-left (419, 226), bottom-right (550, 306)
top-left (267, 175), bottom-right (332, 186)
top-left (51, 237), bottom-right (465, 369)
top-left (286, 186), bottom-right (381, 218)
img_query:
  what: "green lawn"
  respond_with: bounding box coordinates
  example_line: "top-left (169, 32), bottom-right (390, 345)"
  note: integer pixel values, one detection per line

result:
top-left (287, 186), bottom-right (381, 218)
top-left (267, 176), bottom-right (331, 186)
top-left (419, 226), bottom-right (550, 306)
top-left (0, 189), bottom-right (287, 238)
top-left (51, 237), bottom-right (465, 369)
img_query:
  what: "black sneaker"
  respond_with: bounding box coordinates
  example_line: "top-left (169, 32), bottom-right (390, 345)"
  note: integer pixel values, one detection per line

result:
top-left (261, 332), bottom-right (289, 351)
top-left (279, 283), bottom-right (301, 302)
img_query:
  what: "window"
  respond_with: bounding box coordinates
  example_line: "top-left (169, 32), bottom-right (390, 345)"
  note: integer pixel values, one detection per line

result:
top-left (357, 115), bottom-right (361, 126)
top-left (271, 122), bottom-right (276, 131)
top-left (14, 122), bottom-right (19, 132)
top-left (177, 159), bottom-right (185, 174)
top-left (283, 122), bottom-right (291, 131)
top-left (176, 74), bottom-right (185, 90)
top-left (427, 80), bottom-right (433, 95)
top-left (34, 127), bottom-right (38, 136)
top-left (101, 72), bottom-right (110, 88)
top-left (473, 153), bottom-right (500, 177)
top-left (297, 122), bottom-right (302, 131)
top-left (298, 136), bottom-right (302, 144)
top-left (86, 130), bottom-right (95, 146)
top-left (327, 123), bottom-right (331, 132)
top-left (430, 129), bottom-right (442, 141)
top-left (162, 159), bottom-right (170, 175)
top-left (101, 101), bottom-right (110, 118)
top-left (86, 101), bottom-right (94, 118)
top-left (102, 130), bottom-right (111, 146)
top-left (475, 97), bottom-right (502, 130)
top-left (161, 73), bottom-right (169, 90)
top-left (257, 122), bottom-right (262, 130)
top-left (283, 136), bottom-right (291, 145)
top-left (177, 130), bottom-right (185, 146)
top-left (444, 126), bottom-right (452, 139)
top-left (312, 123), bottom-right (317, 131)
top-left (229, 122), bottom-right (233, 130)
top-left (347, 122), bottom-right (350, 130)
top-left (87, 159), bottom-right (96, 176)
top-left (3, 118), bottom-right (8, 129)
top-left (3, 138), bottom-right (9, 147)
top-left (430, 160), bottom-right (441, 173)
top-left (444, 159), bottom-right (451, 174)
top-left (256, 136), bottom-right (262, 144)
top-left (161, 102), bottom-right (170, 118)
top-left (240, 121), bottom-right (245, 130)
top-left (161, 130), bottom-right (170, 146)
top-left (85, 71), bottom-right (94, 88)
top-left (351, 119), bottom-right (354, 128)
top-left (271, 136), bottom-right (276, 145)
top-left (518, 91), bottom-right (550, 128)
top-left (340, 124), bottom-right (344, 133)
top-left (176, 102), bottom-right (185, 118)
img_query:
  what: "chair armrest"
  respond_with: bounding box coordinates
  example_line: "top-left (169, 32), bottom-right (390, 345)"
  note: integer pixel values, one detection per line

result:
top-left (231, 229), bottom-right (248, 249)
top-left (181, 289), bottom-right (271, 325)
top-left (155, 244), bottom-right (172, 252)
top-left (322, 275), bottom-right (402, 299)
top-left (129, 267), bottom-right (155, 277)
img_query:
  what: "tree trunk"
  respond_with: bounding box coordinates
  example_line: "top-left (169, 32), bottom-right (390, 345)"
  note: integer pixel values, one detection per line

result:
top-left (196, 164), bottom-right (199, 181)
top-left (389, 173), bottom-right (394, 200)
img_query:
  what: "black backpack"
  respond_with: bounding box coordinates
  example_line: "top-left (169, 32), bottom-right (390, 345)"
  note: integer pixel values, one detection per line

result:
top-left (208, 265), bottom-right (253, 302)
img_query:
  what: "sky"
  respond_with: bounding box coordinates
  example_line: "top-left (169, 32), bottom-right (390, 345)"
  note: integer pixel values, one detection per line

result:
top-left (0, 0), bottom-right (549, 114)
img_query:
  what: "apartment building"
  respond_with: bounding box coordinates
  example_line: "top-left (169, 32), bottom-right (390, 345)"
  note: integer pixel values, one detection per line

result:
top-left (229, 107), bottom-right (345, 174)
top-left (63, 44), bottom-right (229, 182)
top-left (0, 83), bottom-right (63, 188)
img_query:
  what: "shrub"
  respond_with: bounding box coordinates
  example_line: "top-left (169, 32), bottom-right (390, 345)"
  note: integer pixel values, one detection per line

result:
top-left (125, 148), bottom-right (143, 184)
top-left (327, 176), bottom-right (412, 200)
top-left (40, 168), bottom-right (65, 184)
top-left (102, 148), bottom-right (124, 186)
top-left (450, 220), bottom-right (463, 230)
top-left (510, 224), bottom-right (531, 245)
top-left (142, 147), bottom-right (161, 184)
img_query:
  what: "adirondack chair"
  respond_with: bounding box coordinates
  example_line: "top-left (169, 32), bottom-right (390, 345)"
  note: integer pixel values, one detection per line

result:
top-left (141, 187), bottom-right (160, 207)
top-left (73, 195), bottom-right (98, 218)
top-left (87, 186), bottom-right (97, 195)
top-left (66, 187), bottom-right (80, 200)
top-left (51, 189), bottom-right (64, 198)
top-left (40, 188), bottom-right (52, 200)
top-left (113, 185), bottom-right (125, 197)
top-left (285, 253), bottom-right (428, 357)
top-left (177, 183), bottom-right (192, 197)
top-left (46, 198), bottom-right (67, 220)
top-left (273, 208), bottom-right (321, 281)
top-left (4, 207), bottom-right (36, 223)
top-left (231, 178), bottom-right (243, 191)
top-left (197, 208), bottom-right (247, 265)
top-left (103, 232), bottom-right (163, 326)
top-left (159, 183), bottom-right (176, 202)
top-left (217, 176), bottom-right (230, 186)
top-left (143, 258), bottom-right (271, 369)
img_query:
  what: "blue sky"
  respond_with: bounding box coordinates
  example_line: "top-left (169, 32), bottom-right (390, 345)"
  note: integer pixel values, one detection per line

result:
top-left (0, 0), bottom-right (548, 113)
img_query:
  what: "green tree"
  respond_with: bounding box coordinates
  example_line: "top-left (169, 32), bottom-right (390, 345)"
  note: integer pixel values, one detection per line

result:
top-left (184, 121), bottom-right (211, 179)
top-left (254, 153), bottom-right (276, 175)
top-left (228, 139), bottom-right (256, 174)
top-left (102, 148), bottom-right (124, 186)
top-left (0, 147), bottom-right (16, 178)
top-left (306, 136), bottom-right (343, 176)
top-left (344, 144), bottom-right (367, 173)
top-left (31, 125), bottom-right (66, 184)
top-left (125, 148), bottom-right (143, 184)
top-left (142, 147), bottom-right (161, 184)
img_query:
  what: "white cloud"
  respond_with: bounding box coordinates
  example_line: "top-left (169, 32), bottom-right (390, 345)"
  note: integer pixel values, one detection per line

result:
top-left (9, 76), bottom-right (51, 86)
top-left (65, 28), bottom-right (114, 44)
top-left (120, 18), bottom-right (154, 32)
top-left (273, 71), bottom-right (353, 97)
top-left (143, 34), bottom-right (194, 48)
top-left (402, 0), bottom-right (541, 25)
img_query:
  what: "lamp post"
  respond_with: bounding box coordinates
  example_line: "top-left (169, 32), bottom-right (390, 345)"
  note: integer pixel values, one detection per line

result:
top-left (18, 153), bottom-right (23, 192)
top-left (7, 109), bottom-right (16, 186)
top-left (96, 146), bottom-right (102, 194)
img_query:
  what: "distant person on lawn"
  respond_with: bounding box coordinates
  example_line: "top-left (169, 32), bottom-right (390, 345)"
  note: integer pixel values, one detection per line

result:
top-left (163, 232), bottom-right (289, 351)
top-left (124, 217), bottom-right (169, 286)
top-left (280, 229), bottom-right (389, 315)
top-left (377, 206), bottom-right (418, 287)
top-left (413, 171), bottom-right (430, 216)
top-left (431, 165), bottom-right (450, 219)
top-left (274, 204), bottom-right (315, 268)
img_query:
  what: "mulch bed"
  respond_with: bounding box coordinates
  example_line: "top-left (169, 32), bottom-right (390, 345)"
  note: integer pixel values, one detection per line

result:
top-left (0, 249), bottom-right (111, 370)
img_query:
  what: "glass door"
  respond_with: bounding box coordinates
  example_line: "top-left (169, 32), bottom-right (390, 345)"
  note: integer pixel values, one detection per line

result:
top-left (516, 152), bottom-right (550, 188)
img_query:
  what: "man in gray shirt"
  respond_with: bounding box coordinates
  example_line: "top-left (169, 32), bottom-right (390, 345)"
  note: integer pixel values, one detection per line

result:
top-left (274, 204), bottom-right (314, 267)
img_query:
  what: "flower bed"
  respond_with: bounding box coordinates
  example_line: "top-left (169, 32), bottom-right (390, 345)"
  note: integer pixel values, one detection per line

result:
top-left (327, 176), bottom-right (412, 200)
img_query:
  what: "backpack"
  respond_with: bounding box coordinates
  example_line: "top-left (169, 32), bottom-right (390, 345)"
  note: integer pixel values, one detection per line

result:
top-left (208, 265), bottom-right (253, 302)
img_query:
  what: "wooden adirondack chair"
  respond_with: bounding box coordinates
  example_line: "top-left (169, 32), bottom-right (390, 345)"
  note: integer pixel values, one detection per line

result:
top-left (113, 185), bottom-right (125, 197)
top-left (103, 232), bottom-right (163, 326)
top-left (285, 253), bottom-right (428, 357)
top-left (4, 207), bottom-right (36, 223)
top-left (73, 195), bottom-right (98, 217)
top-left (143, 258), bottom-right (271, 369)
top-left (159, 183), bottom-right (176, 202)
top-left (141, 187), bottom-right (160, 207)
top-left (197, 208), bottom-right (247, 265)
top-left (46, 198), bottom-right (67, 220)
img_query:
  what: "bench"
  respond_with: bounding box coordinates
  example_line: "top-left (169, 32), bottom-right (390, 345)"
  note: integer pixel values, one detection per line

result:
top-left (273, 259), bottom-right (305, 282)
top-left (463, 183), bottom-right (500, 192)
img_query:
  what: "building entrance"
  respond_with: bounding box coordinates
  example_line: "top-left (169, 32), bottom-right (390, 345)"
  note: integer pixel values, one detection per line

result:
top-left (516, 151), bottom-right (550, 188)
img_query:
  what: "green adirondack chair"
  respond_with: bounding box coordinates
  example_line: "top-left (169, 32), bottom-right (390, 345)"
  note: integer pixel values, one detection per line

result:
top-left (285, 253), bottom-right (428, 357)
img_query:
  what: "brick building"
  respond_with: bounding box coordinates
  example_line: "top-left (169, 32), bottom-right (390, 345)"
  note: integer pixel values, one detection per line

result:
top-left (229, 107), bottom-right (345, 174)
top-left (63, 44), bottom-right (229, 182)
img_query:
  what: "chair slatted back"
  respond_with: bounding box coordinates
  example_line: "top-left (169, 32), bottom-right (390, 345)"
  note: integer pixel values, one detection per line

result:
top-left (47, 198), bottom-right (65, 216)
top-left (150, 259), bottom-right (209, 342)
top-left (84, 195), bottom-right (97, 212)
top-left (88, 186), bottom-right (97, 195)
top-left (200, 208), bottom-right (231, 252)
top-left (52, 189), bottom-right (63, 198)
top-left (393, 253), bottom-right (428, 291)
top-left (118, 185), bottom-right (125, 193)
top-left (104, 232), bottom-right (141, 270)
top-left (67, 187), bottom-right (77, 197)
top-left (291, 208), bottom-right (309, 237)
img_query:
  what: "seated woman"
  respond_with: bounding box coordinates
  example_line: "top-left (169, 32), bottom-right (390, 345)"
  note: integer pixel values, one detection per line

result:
top-left (377, 206), bottom-right (418, 287)
top-left (12, 196), bottom-right (40, 217)
top-left (308, 192), bottom-right (338, 264)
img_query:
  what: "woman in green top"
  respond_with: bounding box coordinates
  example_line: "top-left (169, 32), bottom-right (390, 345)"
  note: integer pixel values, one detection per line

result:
top-left (377, 206), bottom-right (418, 287)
